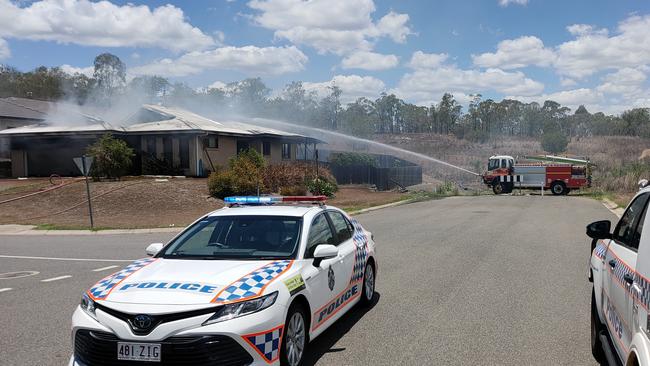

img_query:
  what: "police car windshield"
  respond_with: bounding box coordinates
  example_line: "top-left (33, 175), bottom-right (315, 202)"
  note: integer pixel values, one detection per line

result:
top-left (161, 215), bottom-right (302, 260)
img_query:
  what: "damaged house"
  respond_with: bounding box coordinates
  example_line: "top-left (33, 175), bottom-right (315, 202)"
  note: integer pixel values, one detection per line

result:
top-left (0, 99), bottom-right (320, 178)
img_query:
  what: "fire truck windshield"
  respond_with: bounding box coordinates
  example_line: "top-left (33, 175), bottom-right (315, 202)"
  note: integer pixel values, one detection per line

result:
top-left (488, 159), bottom-right (499, 171)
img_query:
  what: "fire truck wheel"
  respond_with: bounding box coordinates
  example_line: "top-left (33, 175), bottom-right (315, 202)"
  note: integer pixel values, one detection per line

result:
top-left (550, 181), bottom-right (566, 195)
top-left (492, 182), bottom-right (505, 195)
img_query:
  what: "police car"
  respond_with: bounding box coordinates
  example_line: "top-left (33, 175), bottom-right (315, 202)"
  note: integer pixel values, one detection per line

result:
top-left (70, 196), bottom-right (377, 366)
top-left (588, 181), bottom-right (650, 366)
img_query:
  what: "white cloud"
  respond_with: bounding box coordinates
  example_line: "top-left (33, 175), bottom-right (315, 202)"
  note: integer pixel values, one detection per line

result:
top-left (303, 75), bottom-right (386, 104)
top-left (498, 0), bottom-right (528, 7)
top-left (0, 38), bottom-right (9, 60)
top-left (556, 15), bottom-right (650, 78)
top-left (375, 11), bottom-right (413, 43)
top-left (59, 64), bottom-right (93, 77)
top-left (506, 88), bottom-right (604, 111)
top-left (407, 51), bottom-right (448, 69)
top-left (0, 0), bottom-right (214, 52)
top-left (208, 81), bottom-right (227, 90)
top-left (247, 0), bottom-right (412, 55)
top-left (341, 51), bottom-right (398, 70)
top-left (394, 65), bottom-right (544, 105)
top-left (596, 67), bottom-right (647, 96)
top-left (130, 45), bottom-right (308, 77)
top-left (472, 36), bottom-right (556, 69)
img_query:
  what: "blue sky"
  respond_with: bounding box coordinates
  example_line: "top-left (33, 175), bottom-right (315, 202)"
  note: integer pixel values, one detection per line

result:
top-left (1, 0), bottom-right (650, 113)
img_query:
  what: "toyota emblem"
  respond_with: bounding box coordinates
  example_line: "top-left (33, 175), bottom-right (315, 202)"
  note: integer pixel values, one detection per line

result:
top-left (133, 314), bottom-right (153, 330)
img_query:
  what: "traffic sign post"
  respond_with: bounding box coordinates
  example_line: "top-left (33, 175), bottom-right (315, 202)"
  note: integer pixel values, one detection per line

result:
top-left (73, 155), bottom-right (94, 229)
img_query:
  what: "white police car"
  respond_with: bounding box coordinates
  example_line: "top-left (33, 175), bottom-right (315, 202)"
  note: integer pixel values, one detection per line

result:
top-left (588, 182), bottom-right (650, 366)
top-left (70, 196), bottom-right (377, 366)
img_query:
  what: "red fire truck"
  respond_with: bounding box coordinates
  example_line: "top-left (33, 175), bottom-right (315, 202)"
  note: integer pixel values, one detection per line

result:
top-left (482, 155), bottom-right (591, 195)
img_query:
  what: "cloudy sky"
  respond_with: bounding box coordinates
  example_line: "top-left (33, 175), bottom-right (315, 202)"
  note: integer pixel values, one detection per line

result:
top-left (1, 0), bottom-right (649, 113)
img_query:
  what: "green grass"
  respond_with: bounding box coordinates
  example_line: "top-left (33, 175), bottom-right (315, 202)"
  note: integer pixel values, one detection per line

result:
top-left (34, 223), bottom-right (116, 231)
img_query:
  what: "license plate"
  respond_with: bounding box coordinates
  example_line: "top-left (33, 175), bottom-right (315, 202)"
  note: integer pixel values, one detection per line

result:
top-left (117, 342), bottom-right (161, 362)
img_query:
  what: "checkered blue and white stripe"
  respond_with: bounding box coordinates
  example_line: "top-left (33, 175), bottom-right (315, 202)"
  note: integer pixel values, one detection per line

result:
top-left (349, 219), bottom-right (368, 284)
top-left (87, 258), bottom-right (156, 300)
top-left (634, 273), bottom-right (650, 309)
top-left (213, 260), bottom-right (292, 303)
top-left (246, 327), bottom-right (283, 362)
top-left (594, 242), bottom-right (607, 259)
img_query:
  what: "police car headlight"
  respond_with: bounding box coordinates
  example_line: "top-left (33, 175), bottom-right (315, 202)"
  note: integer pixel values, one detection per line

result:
top-left (80, 293), bottom-right (97, 319)
top-left (203, 291), bottom-right (278, 325)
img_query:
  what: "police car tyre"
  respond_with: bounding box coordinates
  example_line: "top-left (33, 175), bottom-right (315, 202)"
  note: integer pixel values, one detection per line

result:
top-left (281, 303), bottom-right (307, 366)
top-left (591, 290), bottom-right (605, 362)
top-left (360, 261), bottom-right (375, 306)
top-left (551, 181), bottom-right (566, 195)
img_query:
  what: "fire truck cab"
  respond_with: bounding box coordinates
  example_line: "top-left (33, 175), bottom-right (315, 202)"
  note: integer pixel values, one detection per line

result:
top-left (483, 155), bottom-right (591, 195)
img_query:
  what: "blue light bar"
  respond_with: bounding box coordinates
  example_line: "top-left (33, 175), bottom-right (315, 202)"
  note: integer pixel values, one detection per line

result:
top-left (224, 196), bottom-right (327, 205)
top-left (224, 196), bottom-right (281, 204)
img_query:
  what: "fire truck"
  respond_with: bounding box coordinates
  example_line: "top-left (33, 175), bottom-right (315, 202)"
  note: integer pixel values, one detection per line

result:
top-left (482, 155), bottom-right (591, 195)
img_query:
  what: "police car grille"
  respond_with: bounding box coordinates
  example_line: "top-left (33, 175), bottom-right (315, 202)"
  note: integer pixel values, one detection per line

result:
top-left (74, 329), bottom-right (254, 366)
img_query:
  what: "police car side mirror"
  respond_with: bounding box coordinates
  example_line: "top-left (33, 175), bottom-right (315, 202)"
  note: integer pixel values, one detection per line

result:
top-left (146, 243), bottom-right (164, 257)
top-left (312, 244), bottom-right (338, 267)
top-left (586, 220), bottom-right (611, 240)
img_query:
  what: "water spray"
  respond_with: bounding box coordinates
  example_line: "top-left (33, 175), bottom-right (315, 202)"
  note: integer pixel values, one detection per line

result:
top-left (250, 117), bottom-right (482, 177)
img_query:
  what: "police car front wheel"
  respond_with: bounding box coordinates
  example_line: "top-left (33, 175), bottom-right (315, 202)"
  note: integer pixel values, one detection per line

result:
top-left (360, 262), bottom-right (375, 306)
top-left (281, 303), bottom-right (307, 366)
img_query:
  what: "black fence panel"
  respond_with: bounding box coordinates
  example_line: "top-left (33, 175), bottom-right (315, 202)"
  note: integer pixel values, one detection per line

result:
top-left (330, 164), bottom-right (422, 191)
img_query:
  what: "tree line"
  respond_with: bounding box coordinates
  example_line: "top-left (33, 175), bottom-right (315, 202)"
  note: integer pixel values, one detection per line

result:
top-left (2, 53), bottom-right (649, 147)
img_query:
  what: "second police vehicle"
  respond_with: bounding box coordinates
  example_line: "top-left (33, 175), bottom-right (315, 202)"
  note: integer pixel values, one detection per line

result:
top-left (69, 196), bottom-right (377, 366)
top-left (589, 181), bottom-right (650, 366)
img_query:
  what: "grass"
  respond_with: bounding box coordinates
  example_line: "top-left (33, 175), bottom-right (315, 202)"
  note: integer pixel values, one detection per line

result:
top-left (343, 187), bottom-right (462, 214)
top-left (34, 223), bottom-right (116, 231)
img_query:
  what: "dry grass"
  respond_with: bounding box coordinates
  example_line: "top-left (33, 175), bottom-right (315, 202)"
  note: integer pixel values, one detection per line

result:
top-left (368, 133), bottom-right (650, 194)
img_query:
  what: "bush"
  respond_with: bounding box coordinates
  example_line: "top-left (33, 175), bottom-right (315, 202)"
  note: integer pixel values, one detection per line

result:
top-left (541, 129), bottom-right (569, 153)
top-left (280, 185), bottom-right (308, 196)
top-left (207, 171), bottom-right (235, 199)
top-left (306, 178), bottom-right (338, 197)
top-left (207, 149), bottom-right (266, 198)
top-left (87, 133), bottom-right (135, 179)
top-left (330, 152), bottom-right (378, 167)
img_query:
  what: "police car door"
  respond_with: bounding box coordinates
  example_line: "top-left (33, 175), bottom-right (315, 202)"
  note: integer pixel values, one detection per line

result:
top-left (605, 192), bottom-right (650, 359)
top-left (325, 210), bottom-right (356, 298)
top-left (301, 213), bottom-right (348, 331)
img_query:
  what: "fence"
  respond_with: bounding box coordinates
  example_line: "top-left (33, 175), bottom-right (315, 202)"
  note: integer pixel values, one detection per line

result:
top-left (329, 153), bottom-right (422, 190)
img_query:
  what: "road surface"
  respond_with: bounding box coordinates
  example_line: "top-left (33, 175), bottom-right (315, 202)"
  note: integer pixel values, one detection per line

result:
top-left (0, 195), bottom-right (615, 365)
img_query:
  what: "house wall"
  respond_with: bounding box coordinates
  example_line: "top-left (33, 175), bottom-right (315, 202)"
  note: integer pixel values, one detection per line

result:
top-left (10, 136), bottom-right (98, 177)
top-left (1, 117), bottom-right (37, 159)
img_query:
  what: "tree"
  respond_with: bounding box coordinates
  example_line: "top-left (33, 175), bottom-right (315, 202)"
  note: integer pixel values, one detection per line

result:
top-left (320, 85), bottom-right (342, 130)
top-left (129, 75), bottom-right (170, 103)
top-left (87, 133), bottom-right (135, 179)
top-left (93, 53), bottom-right (126, 104)
top-left (540, 129), bottom-right (569, 153)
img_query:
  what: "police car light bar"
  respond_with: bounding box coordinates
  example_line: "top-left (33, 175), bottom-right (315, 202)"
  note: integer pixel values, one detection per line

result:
top-left (224, 196), bottom-right (327, 205)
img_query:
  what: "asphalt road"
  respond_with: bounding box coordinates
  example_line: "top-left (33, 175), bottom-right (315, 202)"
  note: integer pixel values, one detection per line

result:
top-left (0, 195), bottom-right (616, 366)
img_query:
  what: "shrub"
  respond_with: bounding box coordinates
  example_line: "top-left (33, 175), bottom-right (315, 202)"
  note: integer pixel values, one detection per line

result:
top-left (264, 163), bottom-right (307, 193)
top-left (228, 149), bottom-right (266, 195)
top-left (306, 178), bottom-right (337, 197)
top-left (87, 133), bottom-right (135, 179)
top-left (540, 129), bottom-right (569, 153)
top-left (330, 152), bottom-right (378, 167)
top-left (280, 185), bottom-right (308, 196)
top-left (207, 171), bottom-right (235, 199)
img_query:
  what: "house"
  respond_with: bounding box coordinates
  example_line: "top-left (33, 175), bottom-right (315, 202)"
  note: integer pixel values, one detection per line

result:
top-left (0, 101), bottom-right (321, 178)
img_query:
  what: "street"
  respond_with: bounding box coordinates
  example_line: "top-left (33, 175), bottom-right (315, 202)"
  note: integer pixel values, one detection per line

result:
top-left (0, 195), bottom-right (615, 365)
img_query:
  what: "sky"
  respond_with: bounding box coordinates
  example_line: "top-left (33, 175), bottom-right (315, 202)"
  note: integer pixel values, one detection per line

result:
top-left (1, 0), bottom-right (650, 114)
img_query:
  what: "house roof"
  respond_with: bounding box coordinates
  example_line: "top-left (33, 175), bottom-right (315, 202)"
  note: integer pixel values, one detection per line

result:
top-left (0, 98), bottom-right (47, 120)
top-left (0, 102), bottom-right (321, 143)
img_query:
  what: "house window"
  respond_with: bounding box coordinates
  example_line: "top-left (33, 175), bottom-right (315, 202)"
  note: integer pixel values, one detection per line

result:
top-left (263, 141), bottom-right (271, 156)
top-left (237, 140), bottom-right (250, 154)
top-left (282, 143), bottom-right (291, 159)
top-left (206, 136), bottom-right (218, 149)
